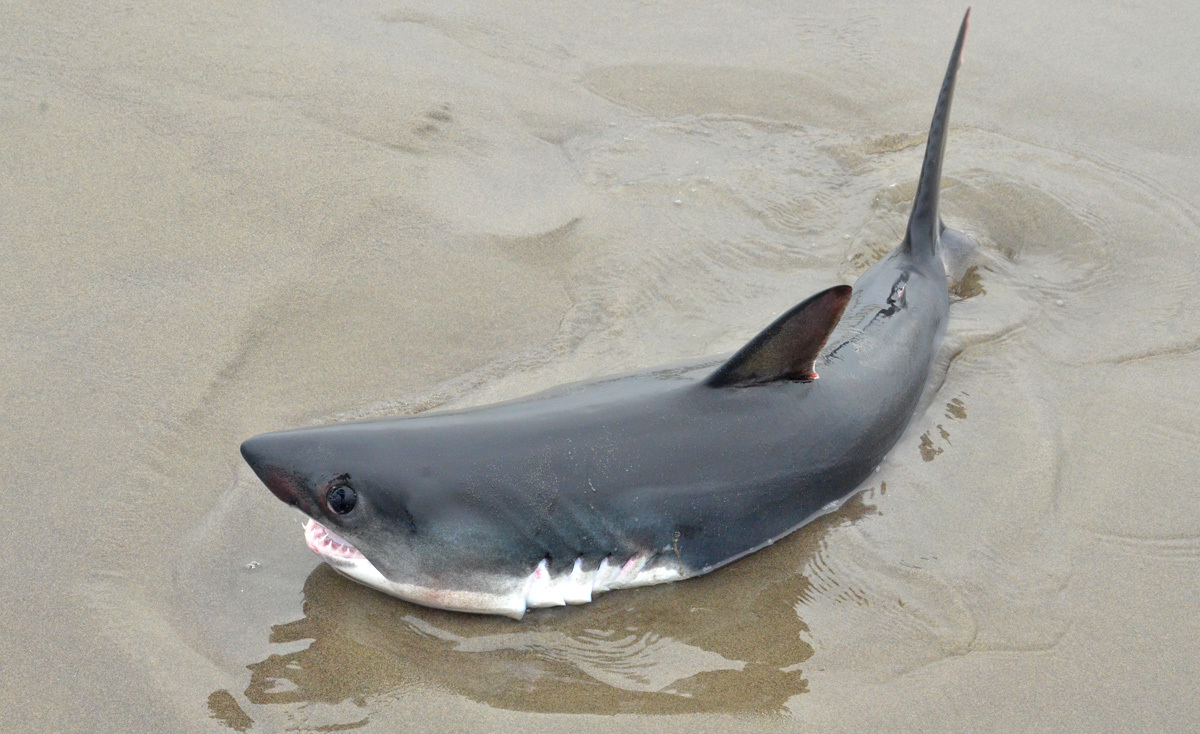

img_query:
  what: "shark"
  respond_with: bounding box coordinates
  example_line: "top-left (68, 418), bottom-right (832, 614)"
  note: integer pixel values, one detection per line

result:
top-left (241, 10), bottom-right (973, 619)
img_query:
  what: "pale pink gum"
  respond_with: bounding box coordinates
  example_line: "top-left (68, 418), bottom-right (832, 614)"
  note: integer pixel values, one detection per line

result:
top-left (304, 518), bottom-right (365, 560)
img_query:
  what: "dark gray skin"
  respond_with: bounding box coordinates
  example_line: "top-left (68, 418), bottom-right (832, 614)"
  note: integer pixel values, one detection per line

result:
top-left (242, 10), bottom-right (971, 612)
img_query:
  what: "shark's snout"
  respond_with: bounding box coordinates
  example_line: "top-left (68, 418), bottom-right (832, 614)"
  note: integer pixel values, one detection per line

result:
top-left (240, 434), bottom-right (302, 506)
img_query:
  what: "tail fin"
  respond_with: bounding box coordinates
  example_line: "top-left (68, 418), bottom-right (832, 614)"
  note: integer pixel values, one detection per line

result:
top-left (902, 9), bottom-right (970, 261)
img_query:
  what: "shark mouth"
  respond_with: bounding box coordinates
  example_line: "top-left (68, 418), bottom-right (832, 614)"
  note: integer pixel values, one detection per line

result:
top-left (304, 518), bottom-right (365, 561)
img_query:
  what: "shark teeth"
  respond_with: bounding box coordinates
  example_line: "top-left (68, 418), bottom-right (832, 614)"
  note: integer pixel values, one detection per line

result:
top-left (304, 518), bottom-right (365, 560)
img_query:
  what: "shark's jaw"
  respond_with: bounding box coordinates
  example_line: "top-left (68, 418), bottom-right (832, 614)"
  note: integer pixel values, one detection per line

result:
top-left (304, 517), bottom-right (365, 561)
top-left (302, 518), bottom-right (683, 619)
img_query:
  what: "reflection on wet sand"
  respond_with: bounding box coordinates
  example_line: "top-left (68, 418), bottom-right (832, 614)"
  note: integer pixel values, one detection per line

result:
top-left (218, 498), bottom-right (876, 725)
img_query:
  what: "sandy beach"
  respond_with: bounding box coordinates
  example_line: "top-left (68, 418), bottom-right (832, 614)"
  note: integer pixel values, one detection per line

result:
top-left (3, 1), bottom-right (1199, 731)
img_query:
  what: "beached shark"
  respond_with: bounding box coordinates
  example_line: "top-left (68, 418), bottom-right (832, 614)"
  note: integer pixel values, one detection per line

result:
top-left (241, 10), bottom-right (972, 619)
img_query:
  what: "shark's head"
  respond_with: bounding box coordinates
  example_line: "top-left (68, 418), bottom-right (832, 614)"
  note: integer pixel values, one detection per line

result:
top-left (239, 422), bottom-right (542, 617)
top-left (240, 426), bottom-right (423, 585)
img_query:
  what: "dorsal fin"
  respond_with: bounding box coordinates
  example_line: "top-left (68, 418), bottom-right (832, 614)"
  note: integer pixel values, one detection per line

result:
top-left (705, 285), bottom-right (852, 388)
top-left (902, 8), bottom-right (970, 262)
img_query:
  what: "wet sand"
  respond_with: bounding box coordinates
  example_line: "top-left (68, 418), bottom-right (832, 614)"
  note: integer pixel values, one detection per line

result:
top-left (4, 1), bottom-right (1200, 731)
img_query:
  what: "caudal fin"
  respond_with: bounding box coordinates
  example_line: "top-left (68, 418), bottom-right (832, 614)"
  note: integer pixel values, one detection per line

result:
top-left (902, 9), bottom-right (970, 261)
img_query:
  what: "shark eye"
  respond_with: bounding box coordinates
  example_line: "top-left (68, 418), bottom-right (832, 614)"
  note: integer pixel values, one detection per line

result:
top-left (326, 484), bottom-right (357, 515)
